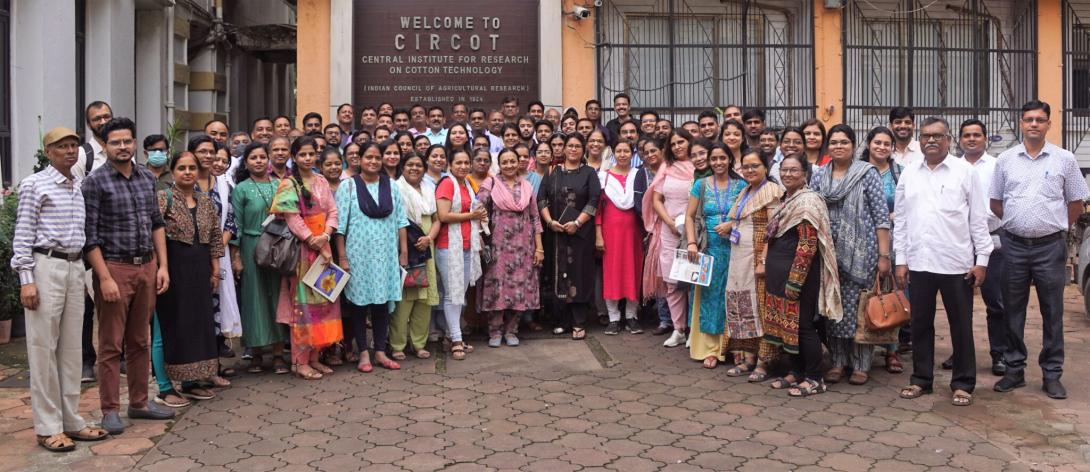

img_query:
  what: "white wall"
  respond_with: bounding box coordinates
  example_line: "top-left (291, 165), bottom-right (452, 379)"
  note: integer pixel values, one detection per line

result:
top-left (85, 0), bottom-right (137, 119)
top-left (10, 0), bottom-right (78, 183)
top-left (135, 7), bottom-right (171, 139)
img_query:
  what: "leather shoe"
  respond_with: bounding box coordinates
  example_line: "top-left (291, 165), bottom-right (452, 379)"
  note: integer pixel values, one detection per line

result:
top-left (100, 411), bottom-right (124, 435)
top-left (991, 359), bottom-right (1007, 377)
top-left (651, 324), bottom-right (672, 336)
top-left (993, 374), bottom-right (1026, 393)
top-left (1043, 379), bottom-right (1067, 400)
top-left (128, 402), bottom-right (175, 420)
top-left (81, 364), bottom-right (96, 383)
top-left (940, 356), bottom-right (953, 370)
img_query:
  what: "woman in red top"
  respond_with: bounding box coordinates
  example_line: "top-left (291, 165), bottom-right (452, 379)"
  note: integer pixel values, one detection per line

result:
top-left (435, 150), bottom-right (487, 360)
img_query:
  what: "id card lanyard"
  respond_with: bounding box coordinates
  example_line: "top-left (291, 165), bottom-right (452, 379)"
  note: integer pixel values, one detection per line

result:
top-left (729, 181), bottom-right (765, 245)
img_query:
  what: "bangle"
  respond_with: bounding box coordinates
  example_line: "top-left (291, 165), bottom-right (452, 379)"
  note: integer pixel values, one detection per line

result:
top-left (687, 242), bottom-right (697, 247)
top-left (535, 249), bottom-right (544, 253)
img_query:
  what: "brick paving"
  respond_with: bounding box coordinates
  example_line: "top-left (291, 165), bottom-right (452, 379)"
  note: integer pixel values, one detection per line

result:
top-left (2, 287), bottom-right (1090, 471)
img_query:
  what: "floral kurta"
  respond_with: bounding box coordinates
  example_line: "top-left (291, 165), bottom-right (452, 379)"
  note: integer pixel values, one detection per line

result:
top-left (336, 177), bottom-right (409, 306)
top-left (476, 179), bottom-right (543, 312)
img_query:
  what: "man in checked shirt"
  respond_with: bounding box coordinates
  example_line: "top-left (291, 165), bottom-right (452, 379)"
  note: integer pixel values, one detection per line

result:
top-left (81, 117), bottom-right (174, 434)
top-left (11, 128), bottom-right (110, 451)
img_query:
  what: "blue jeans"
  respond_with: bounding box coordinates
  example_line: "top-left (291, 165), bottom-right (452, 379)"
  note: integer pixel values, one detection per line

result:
top-left (655, 297), bottom-right (671, 328)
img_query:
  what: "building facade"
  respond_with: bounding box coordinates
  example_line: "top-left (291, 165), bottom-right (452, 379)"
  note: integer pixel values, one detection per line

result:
top-left (5, 0), bottom-right (297, 184)
top-left (299, 0), bottom-right (1090, 167)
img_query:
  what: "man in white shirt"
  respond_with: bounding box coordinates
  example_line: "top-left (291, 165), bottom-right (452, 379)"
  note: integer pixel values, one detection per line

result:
top-left (74, 101), bottom-right (113, 181)
top-left (990, 100), bottom-right (1090, 400)
top-left (894, 116), bottom-right (992, 406)
top-left (953, 119), bottom-right (1010, 377)
top-left (889, 107), bottom-right (923, 167)
top-left (422, 106), bottom-right (448, 145)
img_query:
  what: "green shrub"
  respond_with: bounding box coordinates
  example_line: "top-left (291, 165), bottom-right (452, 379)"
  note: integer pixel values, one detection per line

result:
top-left (0, 191), bottom-right (20, 321)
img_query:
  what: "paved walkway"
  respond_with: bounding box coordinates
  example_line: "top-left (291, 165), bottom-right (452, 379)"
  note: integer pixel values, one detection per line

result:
top-left (3, 287), bottom-right (1090, 471)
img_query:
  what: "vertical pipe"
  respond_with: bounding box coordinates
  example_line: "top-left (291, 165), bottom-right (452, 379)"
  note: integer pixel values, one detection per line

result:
top-left (668, 0), bottom-right (676, 117)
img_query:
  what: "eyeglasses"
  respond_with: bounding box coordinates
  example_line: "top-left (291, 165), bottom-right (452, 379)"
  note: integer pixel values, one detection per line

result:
top-left (919, 133), bottom-right (949, 142)
top-left (779, 168), bottom-right (804, 175)
top-left (1021, 117), bottom-right (1049, 124)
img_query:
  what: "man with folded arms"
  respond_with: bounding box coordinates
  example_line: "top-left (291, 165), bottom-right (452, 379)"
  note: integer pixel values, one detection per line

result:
top-left (894, 116), bottom-right (992, 407)
top-left (12, 127), bottom-right (110, 451)
top-left (82, 117), bottom-right (175, 433)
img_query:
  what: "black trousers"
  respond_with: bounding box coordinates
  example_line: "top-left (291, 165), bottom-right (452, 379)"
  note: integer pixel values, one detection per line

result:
top-left (555, 301), bottom-right (591, 330)
top-left (1001, 234), bottom-right (1066, 380)
top-left (980, 248), bottom-right (1010, 362)
top-left (345, 303), bottom-right (389, 354)
top-left (792, 303), bottom-right (823, 380)
top-left (82, 294), bottom-right (96, 366)
top-left (908, 271), bottom-right (976, 393)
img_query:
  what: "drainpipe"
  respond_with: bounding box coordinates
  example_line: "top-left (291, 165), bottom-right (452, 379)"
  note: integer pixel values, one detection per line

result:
top-left (165, 4), bottom-right (175, 127)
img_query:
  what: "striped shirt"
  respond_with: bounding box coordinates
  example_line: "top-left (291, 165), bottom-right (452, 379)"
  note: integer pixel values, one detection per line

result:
top-left (10, 166), bottom-right (86, 285)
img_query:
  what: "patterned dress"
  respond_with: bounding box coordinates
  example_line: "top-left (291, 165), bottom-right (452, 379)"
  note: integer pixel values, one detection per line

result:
top-left (763, 221), bottom-right (820, 354)
top-left (335, 177), bottom-right (409, 306)
top-left (476, 179), bottom-right (542, 312)
top-left (724, 182), bottom-right (783, 354)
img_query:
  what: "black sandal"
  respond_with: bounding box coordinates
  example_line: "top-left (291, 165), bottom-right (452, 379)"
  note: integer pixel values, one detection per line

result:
top-left (769, 376), bottom-right (798, 390)
top-left (246, 355), bottom-right (264, 374)
top-left (788, 379), bottom-right (827, 397)
top-left (272, 356), bottom-right (290, 375)
top-left (725, 363), bottom-right (755, 377)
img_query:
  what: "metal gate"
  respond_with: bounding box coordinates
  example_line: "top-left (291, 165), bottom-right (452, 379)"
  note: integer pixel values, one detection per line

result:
top-left (1065, 0), bottom-right (1090, 167)
top-left (595, 0), bottom-right (814, 126)
top-left (843, 0), bottom-right (1036, 151)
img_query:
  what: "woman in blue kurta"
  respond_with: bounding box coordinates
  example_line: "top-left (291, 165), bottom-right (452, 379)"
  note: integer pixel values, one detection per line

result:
top-left (335, 141), bottom-right (409, 372)
top-left (683, 143), bottom-right (745, 368)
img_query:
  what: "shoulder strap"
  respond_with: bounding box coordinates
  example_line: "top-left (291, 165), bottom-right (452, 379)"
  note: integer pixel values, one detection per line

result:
top-left (82, 143), bottom-right (94, 174)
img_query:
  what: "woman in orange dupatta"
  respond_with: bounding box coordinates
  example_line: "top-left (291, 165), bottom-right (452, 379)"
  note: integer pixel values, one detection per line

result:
top-left (270, 136), bottom-right (342, 380)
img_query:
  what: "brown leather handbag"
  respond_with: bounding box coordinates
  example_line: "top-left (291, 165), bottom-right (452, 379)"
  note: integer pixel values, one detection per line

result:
top-left (864, 274), bottom-right (910, 331)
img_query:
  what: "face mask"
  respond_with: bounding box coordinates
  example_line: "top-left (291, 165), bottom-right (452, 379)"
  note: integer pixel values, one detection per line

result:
top-left (147, 150), bottom-right (168, 167)
top-left (233, 143), bottom-right (247, 157)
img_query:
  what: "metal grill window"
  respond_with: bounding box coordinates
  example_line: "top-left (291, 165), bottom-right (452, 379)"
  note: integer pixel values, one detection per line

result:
top-left (1065, 1), bottom-right (1090, 165)
top-left (843, 0), bottom-right (1036, 153)
top-left (596, 0), bottom-right (815, 127)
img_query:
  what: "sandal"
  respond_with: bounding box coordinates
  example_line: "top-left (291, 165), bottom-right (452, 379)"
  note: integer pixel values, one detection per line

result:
top-left (824, 367), bottom-right (845, 384)
top-left (788, 379), bottom-right (827, 397)
top-left (292, 364), bottom-right (323, 380)
top-left (218, 367), bottom-right (237, 378)
top-left (180, 386), bottom-right (216, 400)
top-left (848, 371), bottom-right (869, 385)
top-left (391, 351), bottom-right (407, 361)
top-left (37, 433), bottom-right (75, 453)
top-left (552, 327), bottom-right (565, 335)
top-left (951, 389), bottom-right (973, 406)
top-left (451, 343), bottom-right (467, 361)
top-left (377, 357), bottom-right (401, 370)
top-left (770, 375), bottom-right (798, 390)
top-left (246, 355), bottom-right (264, 374)
top-left (463, 343), bottom-right (475, 353)
top-left (748, 368), bottom-right (768, 383)
top-left (357, 361), bottom-right (373, 373)
top-left (272, 356), bottom-right (290, 375)
top-left (64, 426), bottom-right (109, 442)
top-left (571, 328), bottom-right (586, 341)
top-left (309, 362), bottom-right (334, 375)
top-left (702, 356), bottom-right (718, 369)
top-left (416, 349), bottom-right (431, 359)
top-left (885, 354), bottom-right (904, 374)
top-left (345, 350), bottom-right (360, 364)
top-left (208, 375), bottom-right (231, 388)
top-left (725, 363), bottom-right (755, 377)
top-left (899, 384), bottom-right (932, 399)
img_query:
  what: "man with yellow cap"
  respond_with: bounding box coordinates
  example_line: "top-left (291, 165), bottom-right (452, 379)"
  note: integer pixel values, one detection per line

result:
top-left (11, 127), bottom-right (109, 451)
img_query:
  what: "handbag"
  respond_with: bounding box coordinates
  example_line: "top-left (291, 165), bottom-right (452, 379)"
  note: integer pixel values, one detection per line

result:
top-left (254, 218), bottom-right (299, 275)
top-left (403, 264), bottom-right (429, 288)
top-left (405, 221), bottom-right (432, 267)
top-left (864, 274), bottom-right (910, 331)
top-left (676, 178), bottom-right (708, 252)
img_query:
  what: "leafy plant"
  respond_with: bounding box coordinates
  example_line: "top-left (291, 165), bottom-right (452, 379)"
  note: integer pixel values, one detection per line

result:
top-left (164, 117), bottom-right (185, 154)
top-left (0, 191), bottom-right (21, 321)
top-left (32, 115), bottom-right (48, 173)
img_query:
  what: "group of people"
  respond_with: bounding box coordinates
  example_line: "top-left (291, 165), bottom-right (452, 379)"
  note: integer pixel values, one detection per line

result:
top-left (13, 94), bottom-right (1085, 452)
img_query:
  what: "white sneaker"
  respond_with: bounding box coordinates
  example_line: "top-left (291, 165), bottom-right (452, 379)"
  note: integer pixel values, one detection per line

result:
top-left (664, 330), bottom-right (686, 348)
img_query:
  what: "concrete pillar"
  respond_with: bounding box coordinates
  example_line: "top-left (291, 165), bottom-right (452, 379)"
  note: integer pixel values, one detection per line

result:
top-left (135, 7), bottom-right (170, 138)
top-left (329, 0), bottom-right (351, 115)
top-left (10, 0), bottom-right (78, 182)
top-left (1039, 0), bottom-right (1063, 144)
top-left (296, 0), bottom-right (331, 127)
top-left (540, 0), bottom-right (564, 108)
top-left (85, 0), bottom-right (136, 118)
top-left (561, 0), bottom-right (595, 108)
top-left (813, 0), bottom-right (843, 126)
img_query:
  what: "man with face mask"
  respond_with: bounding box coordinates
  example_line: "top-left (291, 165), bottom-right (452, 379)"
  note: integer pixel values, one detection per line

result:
top-left (142, 134), bottom-right (172, 191)
top-left (224, 131), bottom-right (253, 179)
top-left (74, 101), bottom-right (113, 181)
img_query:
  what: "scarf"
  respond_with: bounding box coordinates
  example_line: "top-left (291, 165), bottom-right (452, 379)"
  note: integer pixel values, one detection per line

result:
top-left (811, 159), bottom-right (879, 286)
top-left (640, 160), bottom-right (695, 299)
top-left (487, 175), bottom-right (532, 212)
top-left (767, 187), bottom-right (844, 322)
top-left (436, 177), bottom-right (482, 305)
top-left (598, 167), bottom-right (637, 210)
top-left (355, 174), bottom-right (393, 218)
top-left (732, 180), bottom-right (784, 220)
top-left (396, 176), bottom-right (436, 225)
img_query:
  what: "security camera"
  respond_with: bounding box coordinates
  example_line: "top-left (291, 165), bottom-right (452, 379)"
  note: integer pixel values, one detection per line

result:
top-left (571, 6), bottom-right (591, 20)
top-left (593, 0), bottom-right (603, 6)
